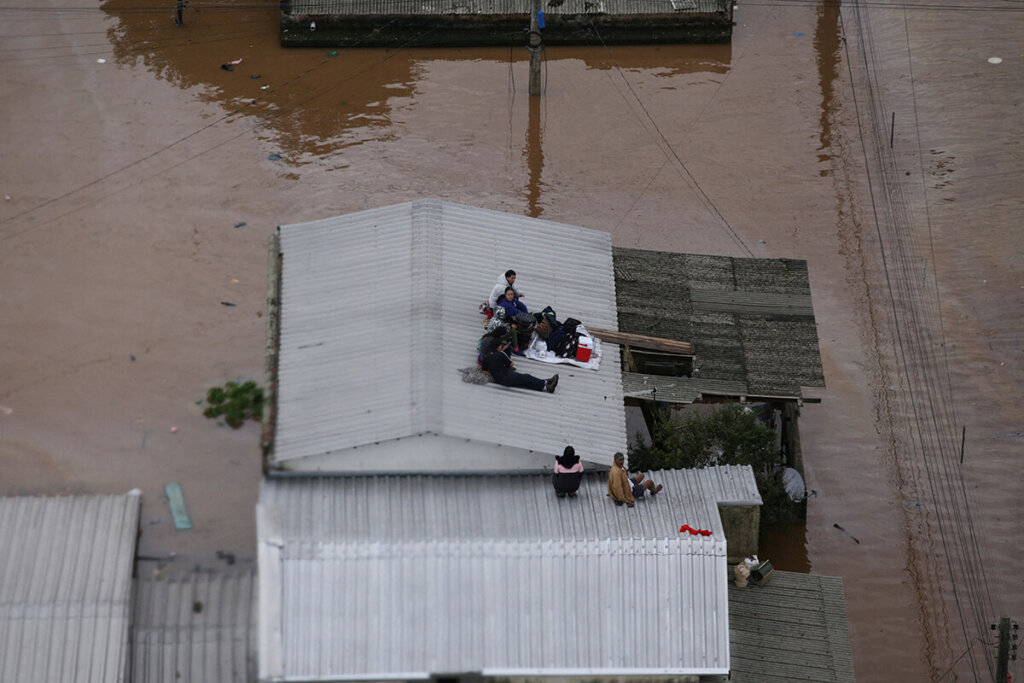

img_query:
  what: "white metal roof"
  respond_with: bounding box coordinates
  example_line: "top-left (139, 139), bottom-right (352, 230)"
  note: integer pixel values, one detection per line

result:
top-left (132, 568), bottom-right (257, 683)
top-left (257, 466), bottom-right (759, 681)
top-left (271, 199), bottom-right (627, 473)
top-left (0, 492), bottom-right (141, 683)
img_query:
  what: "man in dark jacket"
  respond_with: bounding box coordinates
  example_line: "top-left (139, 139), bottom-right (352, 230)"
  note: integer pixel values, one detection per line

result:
top-left (481, 341), bottom-right (558, 392)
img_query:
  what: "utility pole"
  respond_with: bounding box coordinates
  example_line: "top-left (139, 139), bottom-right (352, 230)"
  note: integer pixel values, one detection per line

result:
top-left (995, 616), bottom-right (1010, 682)
top-left (528, 0), bottom-right (542, 95)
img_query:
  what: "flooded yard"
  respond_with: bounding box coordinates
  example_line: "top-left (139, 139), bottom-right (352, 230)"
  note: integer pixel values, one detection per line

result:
top-left (1, 1), bottom-right (1020, 680)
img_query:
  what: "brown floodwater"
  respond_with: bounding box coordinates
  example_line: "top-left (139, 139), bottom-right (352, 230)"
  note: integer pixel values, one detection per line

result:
top-left (1, 1), bottom-right (1020, 681)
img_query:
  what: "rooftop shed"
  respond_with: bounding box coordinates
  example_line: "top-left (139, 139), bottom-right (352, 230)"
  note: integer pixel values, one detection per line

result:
top-left (265, 199), bottom-right (628, 474)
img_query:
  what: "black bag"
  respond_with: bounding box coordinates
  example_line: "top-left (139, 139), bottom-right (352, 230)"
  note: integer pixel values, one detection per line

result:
top-left (555, 318), bottom-right (583, 358)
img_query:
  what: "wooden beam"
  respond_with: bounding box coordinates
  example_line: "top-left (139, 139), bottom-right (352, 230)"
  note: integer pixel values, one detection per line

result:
top-left (587, 327), bottom-right (694, 356)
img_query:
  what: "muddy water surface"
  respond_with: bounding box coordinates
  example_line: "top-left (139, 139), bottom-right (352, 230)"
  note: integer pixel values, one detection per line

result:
top-left (1, 1), bottom-right (1020, 681)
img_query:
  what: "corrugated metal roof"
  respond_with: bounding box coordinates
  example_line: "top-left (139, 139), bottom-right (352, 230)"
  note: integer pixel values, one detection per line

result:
top-left (272, 199), bottom-right (627, 472)
top-left (622, 371), bottom-right (749, 404)
top-left (132, 568), bottom-right (257, 683)
top-left (690, 289), bottom-right (815, 317)
top-left (614, 248), bottom-right (825, 398)
top-left (287, 0), bottom-right (727, 16)
top-left (257, 467), bottom-right (759, 681)
top-left (0, 493), bottom-right (141, 683)
top-left (718, 571), bottom-right (855, 683)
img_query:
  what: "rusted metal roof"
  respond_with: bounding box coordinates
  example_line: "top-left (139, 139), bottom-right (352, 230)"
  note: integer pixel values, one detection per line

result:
top-left (614, 248), bottom-right (825, 400)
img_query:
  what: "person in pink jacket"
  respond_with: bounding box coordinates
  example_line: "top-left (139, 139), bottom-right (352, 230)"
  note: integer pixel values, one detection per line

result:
top-left (553, 446), bottom-right (584, 498)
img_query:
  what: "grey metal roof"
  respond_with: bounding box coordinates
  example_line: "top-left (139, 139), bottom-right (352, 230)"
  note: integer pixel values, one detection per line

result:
top-left (613, 248), bottom-right (826, 399)
top-left (257, 466), bottom-right (759, 681)
top-left (287, 0), bottom-right (727, 16)
top-left (622, 371), bottom-right (749, 404)
top-left (132, 568), bottom-right (257, 683)
top-left (0, 493), bottom-right (141, 683)
top-left (272, 199), bottom-right (627, 472)
top-left (719, 571), bottom-right (856, 683)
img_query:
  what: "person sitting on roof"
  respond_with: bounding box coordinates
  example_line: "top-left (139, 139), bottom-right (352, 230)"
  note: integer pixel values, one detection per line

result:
top-left (552, 445), bottom-right (584, 498)
top-left (496, 286), bottom-right (529, 321)
top-left (488, 269), bottom-right (525, 308)
top-left (479, 311), bottom-right (534, 360)
top-left (481, 340), bottom-right (558, 393)
top-left (608, 452), bottom-right (662, 507)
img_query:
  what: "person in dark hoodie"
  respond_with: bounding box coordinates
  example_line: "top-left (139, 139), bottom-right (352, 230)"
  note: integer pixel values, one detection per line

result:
top-left (481, 340), bottom-right (558, 392)
top-left (552, 445), bottom-right (584, 497)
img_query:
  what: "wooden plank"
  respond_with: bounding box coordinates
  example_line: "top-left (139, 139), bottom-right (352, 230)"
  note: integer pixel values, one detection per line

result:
top-left (586, 327), bottom-right (694, 355)
top-left (165, 483), bottom-right (193, 530)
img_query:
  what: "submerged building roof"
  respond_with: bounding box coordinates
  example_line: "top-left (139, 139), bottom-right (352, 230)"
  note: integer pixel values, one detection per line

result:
top-left (270, 199), bottom-right (627, 473)
top-left (280, 0), bottom-right (733, 48)
top-left (613, 248), bottom-right (826, 401)
top-left (257, 467), bottom-right (760, 681)
top-left (0, 493), bottom-right (141, 683)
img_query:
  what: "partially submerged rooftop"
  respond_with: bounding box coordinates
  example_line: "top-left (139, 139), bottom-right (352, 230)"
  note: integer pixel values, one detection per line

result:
top-left (281, 0), bottom-right (733, 47)
top-left (266, 199), bottom-right (627, 474)
top-left (257, 467), bottom-right (760, 681)
top-left (613, 247), bottom-right (826, 403)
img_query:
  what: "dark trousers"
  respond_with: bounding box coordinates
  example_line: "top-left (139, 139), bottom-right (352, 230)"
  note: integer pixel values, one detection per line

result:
top-left (501, 370), bottom-right (545, 391)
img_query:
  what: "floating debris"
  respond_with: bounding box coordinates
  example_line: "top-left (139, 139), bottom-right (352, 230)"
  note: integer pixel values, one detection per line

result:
top-left (833, 523), bottom-right (860, 544)
top-left (165, 483), bottom-right (193, 530)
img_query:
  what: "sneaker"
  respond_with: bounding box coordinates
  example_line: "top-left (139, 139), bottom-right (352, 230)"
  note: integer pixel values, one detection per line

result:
top-left (651, 484), bottom-right (663, 496)
top-left (544, 374), bottom-right (559, 393)
top-left (556, 492), bottom-right (566, 498)
top-left (626, 502), bottom-right (635, 508)
top-left (615, 500), bottom-right (623, 506)
top-left (567, 492), bottom-right (577, 498)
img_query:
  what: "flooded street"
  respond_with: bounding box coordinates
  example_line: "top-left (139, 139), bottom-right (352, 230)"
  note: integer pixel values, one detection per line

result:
top-left (1, 0), bottom-right (1020, 680)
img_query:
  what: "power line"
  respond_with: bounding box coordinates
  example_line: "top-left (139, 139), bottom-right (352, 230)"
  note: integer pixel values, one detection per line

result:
top-left (586, 21), bottom-right (754, 257)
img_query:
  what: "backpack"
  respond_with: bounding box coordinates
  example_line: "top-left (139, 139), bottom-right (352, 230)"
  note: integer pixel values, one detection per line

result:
top-left (555, 318), bottom-right (583, 358)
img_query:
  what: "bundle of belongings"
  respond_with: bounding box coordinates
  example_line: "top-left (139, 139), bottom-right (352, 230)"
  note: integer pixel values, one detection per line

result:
top-left (478, 308), bottom-right (537, 359)
top-left (476, 305), bottom-right (601, 370)
top-left (525, 306), bottom-right (602, 370)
